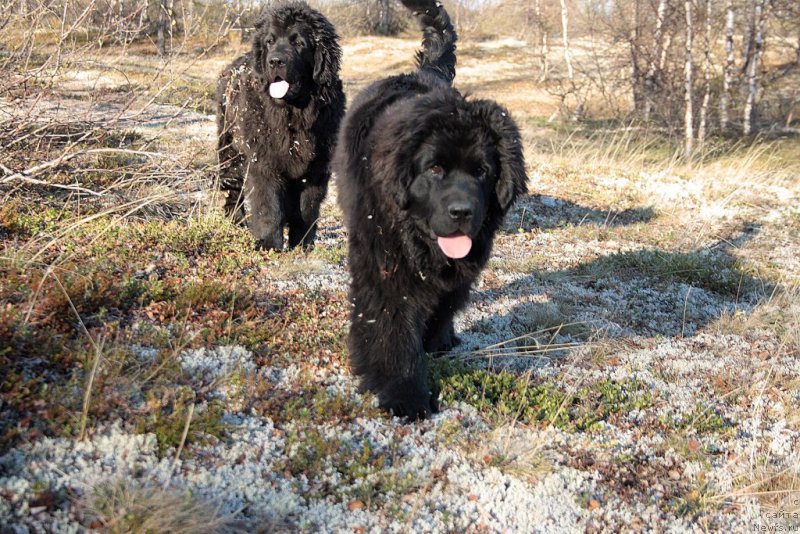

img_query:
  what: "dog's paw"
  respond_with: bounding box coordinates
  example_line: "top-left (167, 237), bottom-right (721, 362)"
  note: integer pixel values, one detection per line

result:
top-left (437, 333), bottom-right (461, 353)
top-left (425, 327), bottom-right (461, 354)
top-left (379, 382), bottom-right (440, 423)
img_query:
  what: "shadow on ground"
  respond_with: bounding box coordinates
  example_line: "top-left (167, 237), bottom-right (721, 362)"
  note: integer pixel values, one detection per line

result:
top-left (502, 193), bottom-right (656, 233)
top-left (455, 223), bottom-right (775, 358)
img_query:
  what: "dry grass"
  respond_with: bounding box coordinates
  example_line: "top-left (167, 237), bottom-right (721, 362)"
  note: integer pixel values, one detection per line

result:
top-left (79, 479), bottom-right (246, 534)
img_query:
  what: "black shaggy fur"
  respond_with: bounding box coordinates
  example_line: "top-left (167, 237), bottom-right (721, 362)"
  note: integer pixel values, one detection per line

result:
top-left (216, 1), bottom-right (345, 250)
top-left (334, 0), bottom-right (528, 420)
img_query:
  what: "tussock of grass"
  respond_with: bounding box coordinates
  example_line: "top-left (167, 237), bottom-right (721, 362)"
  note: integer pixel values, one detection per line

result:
top-left (81, 479), bottom-right (245, 533)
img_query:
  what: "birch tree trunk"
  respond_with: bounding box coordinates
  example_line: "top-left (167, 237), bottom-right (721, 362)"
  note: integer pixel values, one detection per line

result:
top-left (742, 0), bottom-right (756, 75)
top-left (629, 0), bottom-right (643, 113)
top-left (684, 0), bottom-right (694, 158)
top-left (644, 0), bottom-right (668, 122)
top-left (535, 0), bottom-right (549, 81)
top-left (743, 0), bottom-right (770, 135)
top-left (660, 32), bottom-right (673, 72)
top-left (138, 0), bottom-right (149, 38)
top-left (720, 0), bottom-right (735, 130)
top-left (157, 0), bottom-right (174, 56)
top-left (796, 31), bottom-right (799, 64)
top-left (377, 0), bottom-right (391, 35)
top-left (559, 0), bottom-right (573, 81)
top-left (184, 0), bottom-right (194, 40)
top-left (698, 0), bottom-right (712, 144)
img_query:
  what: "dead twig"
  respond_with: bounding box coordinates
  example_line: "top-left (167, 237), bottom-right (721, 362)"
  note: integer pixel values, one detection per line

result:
top-left (0, 148), bottom-right (166, 196)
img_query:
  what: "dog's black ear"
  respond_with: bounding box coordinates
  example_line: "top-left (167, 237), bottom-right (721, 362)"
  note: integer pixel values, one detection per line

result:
top-left (251, 38), bottom-right (264, 73)
top-left (309, 12), bottom-right (342, 85)
top-left (251, 13), bottom-right (270, 74)
top-left (393, 164), bottom-right (416, 210)
top-left (253, 13), bottom-right (268, 32)
top-left (472, 100), bottom-right (527, 211)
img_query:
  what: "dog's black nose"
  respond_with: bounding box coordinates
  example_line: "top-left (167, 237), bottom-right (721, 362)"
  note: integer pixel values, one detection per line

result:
top-left (448, 202), bottom-right (473, 221)
top-left (269, 56), bottom-right (286, 68)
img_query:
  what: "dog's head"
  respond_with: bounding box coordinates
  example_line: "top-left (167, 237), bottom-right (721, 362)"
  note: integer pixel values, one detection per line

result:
top-left (252, 2), bottom-right (341, 104)
top-left (373, 94), bottom-right (527, 260)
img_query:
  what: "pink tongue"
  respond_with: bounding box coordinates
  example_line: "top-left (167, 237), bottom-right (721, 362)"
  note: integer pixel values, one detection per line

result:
top-left (437, 234), bottom-right (473, 259)
top-left (269, 80), bottom-right (290, 99)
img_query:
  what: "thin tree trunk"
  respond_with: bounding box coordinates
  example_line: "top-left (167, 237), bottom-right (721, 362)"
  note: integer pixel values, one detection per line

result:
top-left (559, 0), bottom-right (573, 81)
top-left (185, 0), bottom-right (194, 40)
top-left (138, 0), bottom-right (149, 35)
top-left (684, 0), bottom-right (694, 158)
top-left (742, 0), bottom-right (756, 75)
top-left (644, 0), bottom-right (669, 122)
top-left (720, 0), bottom-right (735, 130)
top-left (796, 31), bottom-right (799, 64)
top-left (698, 0), bottom-right (712, 144)
top-left (535, 0), bottom-right (549, 81)
top-left (157, 0), bottom-right (174, 56)
top-left (660, 32), bottom-right (673, 72)
top-left (377, 0), bottom-right (391, 35)
top-left (629, 0), bottom-right (643, 113)
top-left (743, 0), bottom-right (770, 135)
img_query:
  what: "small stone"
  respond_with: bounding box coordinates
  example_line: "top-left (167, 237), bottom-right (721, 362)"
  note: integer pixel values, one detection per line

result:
top-left (348, 500), bottom-right (365, 511)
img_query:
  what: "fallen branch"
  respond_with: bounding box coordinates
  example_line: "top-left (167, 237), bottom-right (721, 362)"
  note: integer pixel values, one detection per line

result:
top-left (0, 148), bottom-right (165, 196)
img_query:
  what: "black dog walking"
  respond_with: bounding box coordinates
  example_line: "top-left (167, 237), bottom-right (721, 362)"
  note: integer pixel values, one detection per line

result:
top-left (335, 0), bottom-right (528, 420)
top-left (216, 2), bottom-right (345, 250)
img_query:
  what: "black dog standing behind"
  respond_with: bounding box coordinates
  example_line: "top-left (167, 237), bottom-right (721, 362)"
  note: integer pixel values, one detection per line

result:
top-left (335, 0), bottom-right (528, 420)
top-left (217, 2), bottom-right (345, 250)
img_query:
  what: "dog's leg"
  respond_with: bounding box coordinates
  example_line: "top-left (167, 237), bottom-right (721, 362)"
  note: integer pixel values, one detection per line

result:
top-left (423, 283), bottom-right (470, 354)
top-left (245, 174), bottom-right (285, 251)
top-left (217, 132), bottom-right (247, 224)
top-left (348, 276), bottom-right (438, 421)
top-left (288, 180), bottom-right (326, 249)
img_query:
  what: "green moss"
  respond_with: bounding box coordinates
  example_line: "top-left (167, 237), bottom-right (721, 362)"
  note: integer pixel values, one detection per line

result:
top-left (663, 403), bottom-right (728, 434)
top-left (431, 359), bottom-right (652, 431)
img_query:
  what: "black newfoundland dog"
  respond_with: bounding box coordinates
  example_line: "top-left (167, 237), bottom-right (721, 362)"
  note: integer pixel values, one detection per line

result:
top-left (216, 2), bottom-right (345, 250)
top-left (335, 0), bottom-right (528, 420)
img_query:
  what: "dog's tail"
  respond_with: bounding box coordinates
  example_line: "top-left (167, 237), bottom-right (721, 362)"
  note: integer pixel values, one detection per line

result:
top-left (401, 0), bottom-right (456, 84)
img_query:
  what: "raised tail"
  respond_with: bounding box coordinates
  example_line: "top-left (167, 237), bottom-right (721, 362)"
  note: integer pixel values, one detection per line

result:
top-left (401, 0), bottom-right (457, 83)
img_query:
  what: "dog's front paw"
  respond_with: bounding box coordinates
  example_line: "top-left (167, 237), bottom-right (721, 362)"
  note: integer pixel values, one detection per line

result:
top-left (435, 333), bottom-right (461, 353)
top-left (424, 325), bottom-right (461, 354)
top-left (379, 380), bottom-right (440, 422)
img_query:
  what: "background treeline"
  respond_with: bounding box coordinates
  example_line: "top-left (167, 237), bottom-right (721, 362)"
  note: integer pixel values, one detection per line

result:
top-left (1, 0), bottom-right (798, 152)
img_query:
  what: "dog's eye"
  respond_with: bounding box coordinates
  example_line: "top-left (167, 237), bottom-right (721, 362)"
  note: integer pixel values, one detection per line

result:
top-left (430, 165), bottom-right (445, 177)
top-left (266, 36), bottom-right (275, 45)
top-left (291, 34), bottom-right (304, 48)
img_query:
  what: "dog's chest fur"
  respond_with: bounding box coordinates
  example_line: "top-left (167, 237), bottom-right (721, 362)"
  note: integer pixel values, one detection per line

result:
top-left (224, 65), bottom-right (320, 180)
